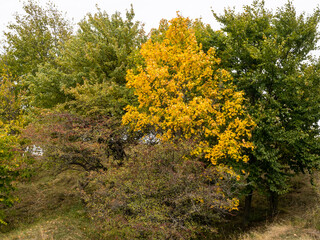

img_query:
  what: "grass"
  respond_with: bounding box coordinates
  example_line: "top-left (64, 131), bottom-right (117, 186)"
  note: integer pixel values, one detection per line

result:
top-left (241, 223), bottom-right (320, 240)
top-left (0, 163), bottom-right (96, 240)
top-left (2, 160), bottom-right (320, 239)
top-left (0, 215), bottom-right (88, 240)
top-left (238, 173), bottom-right (320, 240)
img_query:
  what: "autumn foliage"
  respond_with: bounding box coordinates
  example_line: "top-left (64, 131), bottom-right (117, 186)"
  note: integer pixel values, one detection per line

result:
top-left (23, 112), bottom-right (128, 171)
top-left (1, 1), bottom-right (320, 237)
top-left (123, 16), bottom-right (255, 173)
top-left (0, 70), bottom-right (24, 224)
top-left (81, 142), bottom-right (244, 239)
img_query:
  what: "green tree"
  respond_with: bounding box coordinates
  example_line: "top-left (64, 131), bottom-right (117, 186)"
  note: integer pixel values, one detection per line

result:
top-left (0, 69), bottom-right (23, 224)
top-left (26, 5), bottom-right (145, 113)
top-left (2, 0), bottom-right (72, 78)
top-left (60, 5), bottom-right (145, 87)
top-left (0, 69), bottom-right (22, 126)
top-left (0, 128), bottom-right (20, 224)
top-left (58, 5), bottom-right (145, 117)
top-left (212, 0), bottom-right (320, 219)
top-left (23, 7), bottom-right (146, 172)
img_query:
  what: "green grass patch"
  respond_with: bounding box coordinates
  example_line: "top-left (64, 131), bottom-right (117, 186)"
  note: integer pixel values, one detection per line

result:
top-left (0, 165), bottom-right (96, 240)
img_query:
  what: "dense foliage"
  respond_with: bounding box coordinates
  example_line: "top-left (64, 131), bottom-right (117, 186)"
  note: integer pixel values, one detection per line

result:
top-left (0, 70), bottom-right (24, 224)
top-left (81, 143), bottom-right (243, 239)
top-left (211, 0), bottom-right (320, 217)
top-left (123, 15), bottom-right (255, 174)
top-left (27, 5), bottom-right (145, 111)
top-left (24, 112), bottom-right (127, 171)
top-left (0, 128), bottom-right (20, 224)
top-left (0, 0), bottom-right (319, 237)
top-left (2, 0), bottom-right (72, 78)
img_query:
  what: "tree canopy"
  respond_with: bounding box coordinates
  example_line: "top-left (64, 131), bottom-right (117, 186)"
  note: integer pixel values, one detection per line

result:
top-left (212, 0), bottom-right (320, 216)
top-left (123, 15), bottom-right (255, 182)
top-left (1, 0), bottom-right (320, 234)
top-left (2, 0), bottom-right (72, 78)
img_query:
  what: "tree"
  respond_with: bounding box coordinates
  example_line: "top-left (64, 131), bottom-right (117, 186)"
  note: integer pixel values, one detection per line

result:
top-left (212, 0), bottom-right (320, 219)
top-left (26, 5), bottom-right (145, 113)
top-left (57, 5), bottom-right (145, 116)
top-left (123, 15), bottom-right (255, 193)
top-left (2, 0), bottom-right (72, 78)
top-left (22, 7), bottom-right (146, 172)
top-left (0, 69), bottom-right (23, 224)
top-left (1, 0), bottom-right (72, 112)
top-left (0, 67), bottom-right (22, 126)
top-left (0, 127), bottom-right (20, 224)
top-left (60, 5), bottom-right (145, 87)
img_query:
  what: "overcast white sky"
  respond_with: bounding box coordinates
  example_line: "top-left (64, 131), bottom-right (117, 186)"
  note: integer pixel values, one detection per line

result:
top-left (0, 0), bottom-right (319, 35)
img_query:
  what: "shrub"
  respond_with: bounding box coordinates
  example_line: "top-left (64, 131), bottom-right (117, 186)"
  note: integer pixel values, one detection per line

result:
top-left (23, 112), bottom-right (127, 171)
top-left (80, 142), bottom-right (243, 239)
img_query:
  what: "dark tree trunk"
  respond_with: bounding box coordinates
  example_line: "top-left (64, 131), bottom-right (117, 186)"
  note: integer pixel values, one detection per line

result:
top-left (268, 191), bottom-right (279, 218)
top-left (243, 188), bottom-right (253, 226)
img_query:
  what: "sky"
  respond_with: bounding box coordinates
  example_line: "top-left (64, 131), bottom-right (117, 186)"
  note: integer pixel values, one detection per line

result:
top-left (0, 0), bottom-right (319, 35)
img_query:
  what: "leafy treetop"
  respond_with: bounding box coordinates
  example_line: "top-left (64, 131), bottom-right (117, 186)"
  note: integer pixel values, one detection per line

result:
top-left (123, 15), bottom-right (255, 171)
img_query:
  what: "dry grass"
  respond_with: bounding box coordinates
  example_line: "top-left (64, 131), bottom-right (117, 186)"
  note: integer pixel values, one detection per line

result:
top-left (0, 217), bottom-right (88, 240)
top-left (2, 161), bottom-right (320, 239)
top-left (241, 223), bottom-right (320, 240)
top-left (0, 165), bottom-right (95, 240)
top-left (239, 173), bottom-right (320, 240)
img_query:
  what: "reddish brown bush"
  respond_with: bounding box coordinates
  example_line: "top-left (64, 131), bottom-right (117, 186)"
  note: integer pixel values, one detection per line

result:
top-left (80, 142), bottom-right (243, 239)
top-left (23, 112), bottom-right (127, 171)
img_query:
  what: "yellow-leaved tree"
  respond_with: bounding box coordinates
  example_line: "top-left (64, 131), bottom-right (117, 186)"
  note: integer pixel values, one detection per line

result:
top-left (123, 15), bottom-right (255, 210)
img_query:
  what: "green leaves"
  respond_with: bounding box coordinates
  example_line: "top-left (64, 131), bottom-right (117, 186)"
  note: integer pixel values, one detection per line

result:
top-left (0, 72), bottom-right (22, 126)
top-left (0, 73), bottom-right (22, 224)
top-left (60, 5), bottom-right (145, 86)
top-left (3, 0), bottom-right (72, 78)
top-left (23, 5), bottom-right (145, 115)
top-left (213, 0), bottom-right (320, 197)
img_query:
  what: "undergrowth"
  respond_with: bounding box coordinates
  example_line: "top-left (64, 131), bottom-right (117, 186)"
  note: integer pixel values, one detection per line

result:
top-left (0, 163), bottom-right (97, 240)
top-left (1, 160), bottom-right (320, 239)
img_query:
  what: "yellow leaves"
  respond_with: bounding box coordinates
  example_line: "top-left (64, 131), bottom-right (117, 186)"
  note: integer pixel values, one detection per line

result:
top-left (228, 198), bottom-right (240, 211)
top-left (123, 14), bottom-right (255, 182)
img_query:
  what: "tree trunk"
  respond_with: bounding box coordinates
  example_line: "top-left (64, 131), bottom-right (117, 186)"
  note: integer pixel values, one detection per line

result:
top-left (268, 191), bottom-right (278, 218)
top-left (243, 188), bottom-right (253, 226)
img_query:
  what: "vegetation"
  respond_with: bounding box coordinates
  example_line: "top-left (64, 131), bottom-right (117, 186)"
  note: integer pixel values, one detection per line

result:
top-left (81, 143), bottom-right (244, 239)
top-left (211, 0), bottom-right (320, 220)
top-left (2, 0), bottom-right (72, 78)
top-left (0, 68), bottom-right (25, 224)
top-left (0, 0), bottom-right (319, 239)
top-left (123, 15), bottom-right (255, 169)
